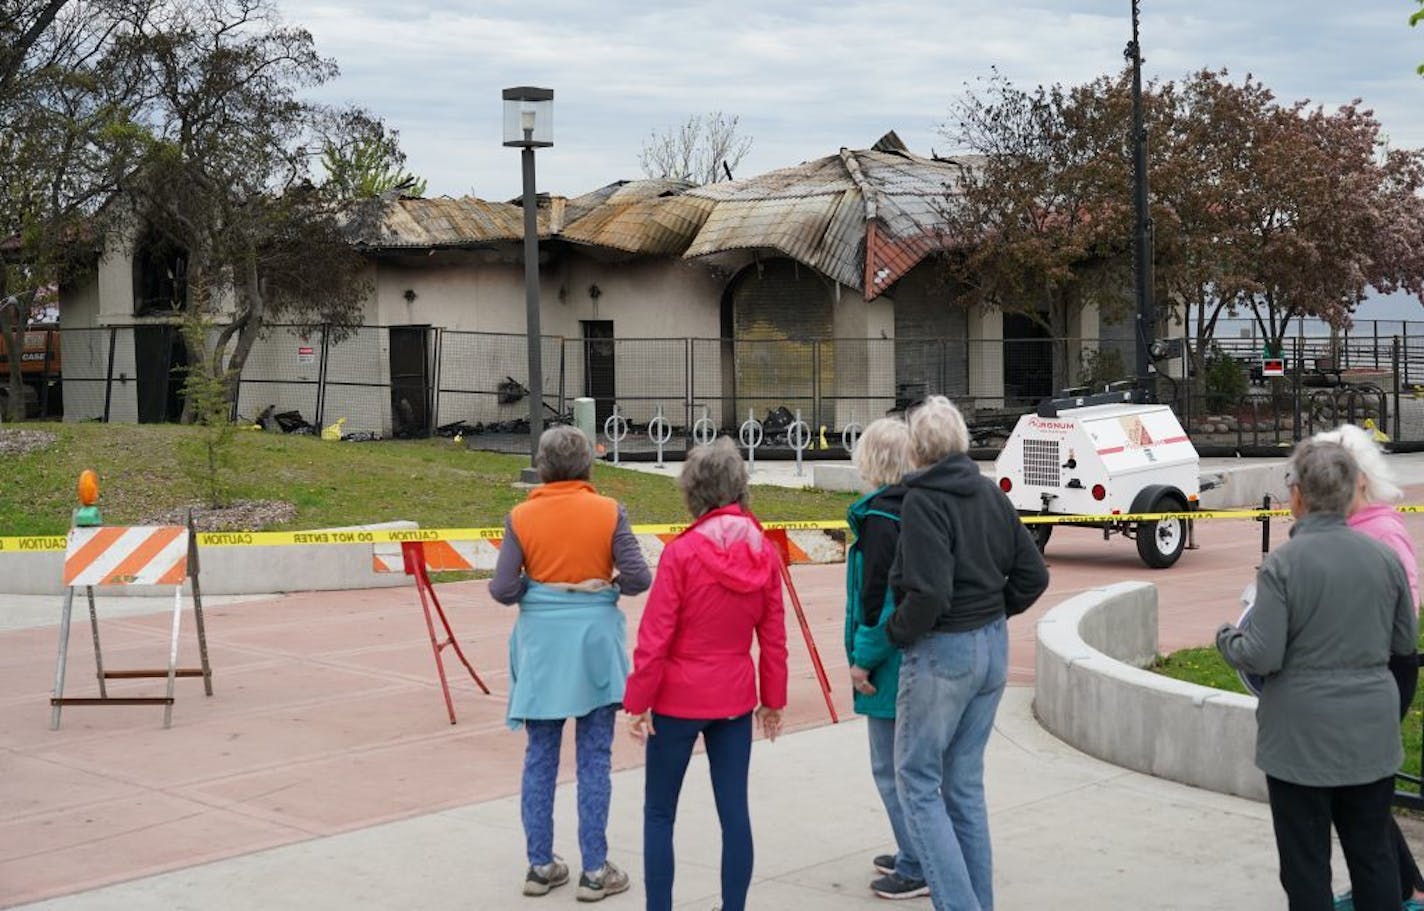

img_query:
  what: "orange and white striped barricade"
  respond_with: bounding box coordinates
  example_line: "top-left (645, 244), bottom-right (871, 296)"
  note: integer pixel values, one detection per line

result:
top-left (51, 521), bottom-right (213, 729)
top-left (372, 539), bottom-right (491, 724)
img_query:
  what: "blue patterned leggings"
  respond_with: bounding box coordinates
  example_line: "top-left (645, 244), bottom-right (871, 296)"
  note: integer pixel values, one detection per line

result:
top-left (521, 703), bottom-right (617, 871)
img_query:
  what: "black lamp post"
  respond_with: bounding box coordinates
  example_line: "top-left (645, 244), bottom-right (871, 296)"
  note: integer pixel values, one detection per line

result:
top-left (1126, 0), bottom-right (1155, 398)
top-left (503, 86), bottom-right (554, 476)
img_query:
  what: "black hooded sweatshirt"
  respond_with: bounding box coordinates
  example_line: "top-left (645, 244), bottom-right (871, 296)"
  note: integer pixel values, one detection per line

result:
top-left (887, 453), bottom-right (1050, 647)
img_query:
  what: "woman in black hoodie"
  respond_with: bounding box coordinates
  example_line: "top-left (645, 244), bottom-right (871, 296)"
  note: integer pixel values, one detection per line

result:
top-left (887, 396), bottom-right (1049, 911)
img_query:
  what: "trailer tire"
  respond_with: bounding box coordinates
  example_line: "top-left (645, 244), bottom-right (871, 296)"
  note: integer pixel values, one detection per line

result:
top-left (1029, 523), bottom-right (1052, 553)
top-left (1136, 493), bottom-right (1187, 569)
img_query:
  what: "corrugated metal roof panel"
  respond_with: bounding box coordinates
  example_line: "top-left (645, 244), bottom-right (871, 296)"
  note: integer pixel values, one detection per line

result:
top-left (561, 195), bottom-right (713, 255)
top-left (362, 196), bottom-right (551, 249)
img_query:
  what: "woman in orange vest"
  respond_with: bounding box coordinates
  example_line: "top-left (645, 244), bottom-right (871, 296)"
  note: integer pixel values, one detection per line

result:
top-left (490, 425), bottom-right (652, 902)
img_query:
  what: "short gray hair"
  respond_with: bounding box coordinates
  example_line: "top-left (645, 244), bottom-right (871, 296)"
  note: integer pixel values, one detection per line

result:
top-left (679, 437), bottom-right (748, 518)
top-left (536, 425), bottom-right (594, 482)
top-left (1312, 423), bottom-right (1402, 504)
top-left (1288, 438), bottom-right (1358, 516)
top-left (907, 395), bottom-right (970, 466)
top-left (854, 418), bottom-right (913, 487)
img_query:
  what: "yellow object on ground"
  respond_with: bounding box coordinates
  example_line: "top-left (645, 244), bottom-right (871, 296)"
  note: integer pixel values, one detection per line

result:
top-left (321, 417), bottom-right (347, 441)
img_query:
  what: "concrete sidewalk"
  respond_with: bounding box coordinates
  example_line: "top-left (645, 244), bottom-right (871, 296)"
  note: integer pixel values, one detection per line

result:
top-left (14, 686), bottom-right (1340, 910)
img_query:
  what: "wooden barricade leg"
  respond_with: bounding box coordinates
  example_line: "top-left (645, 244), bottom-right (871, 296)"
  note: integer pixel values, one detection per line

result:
top-left (186, 519), bottom-right (214, 697)
top-left (85, 586), bottom-right (107, 699)
top-left (162, 583), bottom-right (183, 729)
top-left (50, 587), bottom-right (75, 731)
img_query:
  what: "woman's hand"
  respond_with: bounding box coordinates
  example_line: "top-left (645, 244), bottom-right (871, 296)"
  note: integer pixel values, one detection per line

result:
top-left (849, 665), bottom-right (876, 696)
top-left (628, 711), bottom-right (655, 744)
top-left (756, 706), bottom-right (783, 742)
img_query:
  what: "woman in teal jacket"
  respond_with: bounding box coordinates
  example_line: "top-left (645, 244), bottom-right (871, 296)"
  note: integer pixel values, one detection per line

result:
top-left (844, 417), bottom-right (923, 900)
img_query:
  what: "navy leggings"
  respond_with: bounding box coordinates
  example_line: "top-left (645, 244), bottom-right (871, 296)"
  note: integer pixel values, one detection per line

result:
top-left (643, 713), bottom-right (753, 911)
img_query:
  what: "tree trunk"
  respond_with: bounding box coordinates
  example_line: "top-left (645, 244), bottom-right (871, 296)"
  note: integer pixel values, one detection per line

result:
top-left (223, 253), bottom-right (266, 407)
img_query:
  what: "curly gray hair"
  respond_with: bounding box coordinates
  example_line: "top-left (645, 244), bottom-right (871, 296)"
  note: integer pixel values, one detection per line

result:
top-left (679, 437), bottom-right (749, 518)
top-left (535, 425), bottom-right (594, 483)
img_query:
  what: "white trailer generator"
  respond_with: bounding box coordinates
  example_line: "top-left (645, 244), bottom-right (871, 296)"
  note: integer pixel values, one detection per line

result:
top-left (994, 390), bottom-right (1200, 568)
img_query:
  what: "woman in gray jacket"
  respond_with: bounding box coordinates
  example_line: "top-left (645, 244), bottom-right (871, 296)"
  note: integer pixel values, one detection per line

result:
top-left (1217, 438), bottom-right (1417, 911)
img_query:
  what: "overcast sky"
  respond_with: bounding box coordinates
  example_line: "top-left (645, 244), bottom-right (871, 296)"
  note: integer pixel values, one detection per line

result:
top-left (284, 0), bottom-right (1424, 317)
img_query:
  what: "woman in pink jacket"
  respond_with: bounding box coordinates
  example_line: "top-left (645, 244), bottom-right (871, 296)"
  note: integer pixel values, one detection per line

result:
top-left (624, 437), bottom-right (788, 911)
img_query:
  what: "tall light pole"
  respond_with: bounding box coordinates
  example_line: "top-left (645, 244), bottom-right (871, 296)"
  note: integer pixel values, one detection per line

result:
top-left (503, 86), bottom-right (554, 474)
top-left (1126, 0), bottom-right (1155, 398)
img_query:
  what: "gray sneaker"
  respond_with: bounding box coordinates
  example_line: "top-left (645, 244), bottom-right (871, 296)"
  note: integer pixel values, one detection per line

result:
top-left (577, 860), bottom-right (630, 902)
top-left (523, 856), bottom-right (570, 896)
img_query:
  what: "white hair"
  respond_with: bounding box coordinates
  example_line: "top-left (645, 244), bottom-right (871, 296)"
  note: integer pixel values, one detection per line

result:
top-left (854, 418), bottom-right (913, 487)
top-left (1311, 423), bottom-right (1401, 504)
top-left (907, 395), bottom-right (970, 467)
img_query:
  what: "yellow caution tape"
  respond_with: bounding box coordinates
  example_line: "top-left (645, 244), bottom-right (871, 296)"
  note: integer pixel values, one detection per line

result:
top-left (0, 519), bottom-right (851, 551)
top-left (15, 508), bottom-right (1424, 550)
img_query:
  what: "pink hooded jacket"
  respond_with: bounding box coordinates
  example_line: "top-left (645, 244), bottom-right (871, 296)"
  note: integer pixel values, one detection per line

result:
top-left (1350, 503), bottom-right (1420, 605)
top-left (623, 505), bottom-right (788, 718)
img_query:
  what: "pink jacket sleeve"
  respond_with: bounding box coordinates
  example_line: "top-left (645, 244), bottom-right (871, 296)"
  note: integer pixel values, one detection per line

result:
top-left (1376, 523), bottom-right (1420, 606)
top-left (623, 545), bottom-right (684, 715)
top-left (756, 556), bottom-right (789, 710)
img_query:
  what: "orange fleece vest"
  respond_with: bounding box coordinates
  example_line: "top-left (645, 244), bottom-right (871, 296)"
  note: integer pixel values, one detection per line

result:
top-left (508, 480), bottom-right (619, 584)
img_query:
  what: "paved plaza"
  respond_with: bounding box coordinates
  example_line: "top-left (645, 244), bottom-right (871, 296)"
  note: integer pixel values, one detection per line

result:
top-left (4, 459), bottom-right (1424, 908)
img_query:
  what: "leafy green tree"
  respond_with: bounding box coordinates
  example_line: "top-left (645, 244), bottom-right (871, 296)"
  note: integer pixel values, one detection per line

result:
top-left (321, 119), bottom-right (427, 200)
top-left (1414, 1), bottom-right (1424, 75)
top-left (0, 0), bottom-right (148, 421)
top-left (936, 70), bottom-right (1136, 392)
top-left (96, 0), bottom-right (391, 414)
top-left (176, 310), bottom-right (236, 507)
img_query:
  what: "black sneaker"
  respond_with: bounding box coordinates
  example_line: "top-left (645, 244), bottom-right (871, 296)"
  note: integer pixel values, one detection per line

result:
top-left (576, 861), bottom-right (630, 902)
top-left (872, 854), bottom-right (896, 876)
top-left (523, 857), bottom-right (570, 896)
top-left (872, 873), bottom-right (930, 900)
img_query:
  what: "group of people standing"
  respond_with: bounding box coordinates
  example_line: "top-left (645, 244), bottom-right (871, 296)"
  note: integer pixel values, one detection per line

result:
top-left (489, 395), bottom-right (1047, 911)
top-left (489, 403), bottom-right (1421, 911)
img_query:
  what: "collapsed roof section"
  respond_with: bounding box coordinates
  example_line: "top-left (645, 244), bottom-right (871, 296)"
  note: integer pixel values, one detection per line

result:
top-left (356, 136), bottom-right (970, 301)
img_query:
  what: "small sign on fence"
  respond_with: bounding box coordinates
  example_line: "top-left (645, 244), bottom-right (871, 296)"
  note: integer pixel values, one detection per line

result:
top-left (297, 346), bottom-right (315, 364)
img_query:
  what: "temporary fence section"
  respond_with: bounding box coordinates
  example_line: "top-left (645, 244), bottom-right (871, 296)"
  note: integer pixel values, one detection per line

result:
top-left (34, 322), bottom-right (1424, 454)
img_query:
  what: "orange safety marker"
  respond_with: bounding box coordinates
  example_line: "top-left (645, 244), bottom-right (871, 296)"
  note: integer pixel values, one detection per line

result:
top-left (51, 520), bottom-right (214, 729)
top-left (764, 527), bottom-right (838, 724)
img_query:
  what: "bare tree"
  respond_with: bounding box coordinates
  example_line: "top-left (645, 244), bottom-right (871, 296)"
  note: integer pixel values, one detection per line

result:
top-left (638, 111), bottom-right (752, 184)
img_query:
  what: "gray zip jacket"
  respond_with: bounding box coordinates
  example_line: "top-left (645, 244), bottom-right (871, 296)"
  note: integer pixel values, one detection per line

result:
top-left (1217, 512), bottom-right (1417, 787)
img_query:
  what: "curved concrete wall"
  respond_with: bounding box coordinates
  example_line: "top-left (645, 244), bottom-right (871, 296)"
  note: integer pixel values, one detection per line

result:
top-left (1034, 581), bottom-right (1265, 801)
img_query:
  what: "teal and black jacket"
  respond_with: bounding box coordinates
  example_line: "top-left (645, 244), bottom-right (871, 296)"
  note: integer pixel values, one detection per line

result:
top-left (844, 485), bottom-right (906, 719)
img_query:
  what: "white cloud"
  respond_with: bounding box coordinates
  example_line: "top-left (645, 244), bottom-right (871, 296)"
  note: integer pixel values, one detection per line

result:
top-left (281, 0), bottom-right (1424, 199)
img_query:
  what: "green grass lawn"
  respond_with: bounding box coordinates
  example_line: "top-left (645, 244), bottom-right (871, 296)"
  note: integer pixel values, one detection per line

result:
top-left (0, 422), bottom-right (857, 536)
top-left (1155, 639), bottom-right (1424, 782)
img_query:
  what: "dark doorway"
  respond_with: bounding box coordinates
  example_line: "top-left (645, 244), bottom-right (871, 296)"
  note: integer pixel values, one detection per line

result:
top-left (134, 325), bottom-right (187, 423)
top-left (582, 320), bottom-right (615, 424)
top-left (389, 326), bottom-right (432, 438)
top-left (1003, 313), bottom-right (1053, 405)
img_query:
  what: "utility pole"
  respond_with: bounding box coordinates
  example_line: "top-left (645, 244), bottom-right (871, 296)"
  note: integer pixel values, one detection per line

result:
top-left (1127, 0), bottom-right (1155, 398)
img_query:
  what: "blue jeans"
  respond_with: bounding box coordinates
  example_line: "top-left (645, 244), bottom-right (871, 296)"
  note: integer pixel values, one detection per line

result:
top-left (867, 715), bottom-right (922, 882)
top-left (644, 713), bottom-right (754, 911)
top-left (521, 703), bottom-right (617, 871)
top-left (895, 618), bottom-right (1008, 911)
